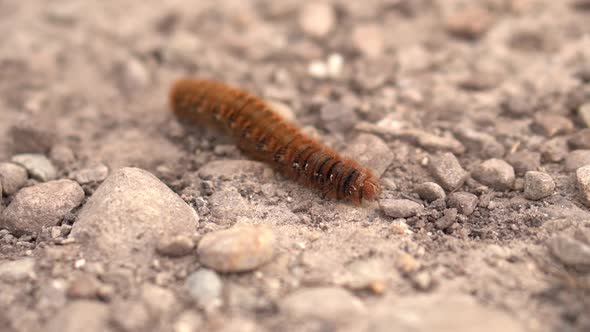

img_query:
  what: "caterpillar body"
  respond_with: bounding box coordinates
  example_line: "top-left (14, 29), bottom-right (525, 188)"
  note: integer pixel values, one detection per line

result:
top-left (170, 79), bottom-right (380, 205)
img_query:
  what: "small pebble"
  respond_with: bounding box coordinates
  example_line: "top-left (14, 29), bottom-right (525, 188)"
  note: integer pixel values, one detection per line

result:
top-left (197, 226), bottom-right (275, 272)
top-left (428, 153), bottom-right (468, 191)
top-left (532, 113), bottom-right (575, 137)
top-left (472, 159), bottom-right (515, 191)
top-left (141, 283), bottom-right (178, 315)
top-left (298, 2), bottom-right (335, 38)
top-left (576, 165), bottom-right (590, 207)
top-left (70, 164), bottom-right (109, 184)
top-left (502, 94), bottom-right (536, 117)
top-left (568, 129), bottom-right (590, 149)
top-left (0, 162), bottom-right (28, 195)
top-left (445, 7), bottom-right (494, 40)
top-left (185, 268), bottom-right (223, 310)
top-left (49, 144), bottom-right (76, 168)
top-left (1, 179), bottom-right (84, 235)
top-left (12, 153), bottom-right (57, 182)
top-left (447, 192), bottom-right (479, 216)
top-left (549, 235), bottom-right (590, 267)
top-left (524, 171), bottom-right (555, 200)
top-left (379, 199), bottom-right (423, 218)
top-left (414, 182), bottom-right (446, 202)
top-left (435, 208), bottom-right (458, 230)
top-left (564, 150), bottom-right (590, 172)
top-left (156, 234), bottom-right (195, 257)
top-left (505, 151), bottom-right (541, 176)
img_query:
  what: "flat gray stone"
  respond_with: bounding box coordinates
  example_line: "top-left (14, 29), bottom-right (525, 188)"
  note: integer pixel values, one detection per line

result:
top-left (12, 153), bottom-right (57, 182)
top-left (70, 167), bottom-right (198, 263)
top-left (1, 179), bottom-right (84, 235)
top-left (428, 153), bottom-right (468, 191)
top-left (343, 134), bottom-right (393, 177)
top-left (0, 162), bottom-right (28, 195)
top-left (379, 199), bottom-right (423, 218)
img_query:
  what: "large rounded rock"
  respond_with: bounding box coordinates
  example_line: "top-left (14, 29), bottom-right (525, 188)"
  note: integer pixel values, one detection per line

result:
top-left (197, 225), bottom-right (275, 273)
top-left (70, 167), bottom-right (199, 263)
top-left (1, 180), bottom-right (84, 235)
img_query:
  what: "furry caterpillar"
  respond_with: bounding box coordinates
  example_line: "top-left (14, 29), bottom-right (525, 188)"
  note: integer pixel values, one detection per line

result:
top-left (170, 79), bottom-right (380, 205)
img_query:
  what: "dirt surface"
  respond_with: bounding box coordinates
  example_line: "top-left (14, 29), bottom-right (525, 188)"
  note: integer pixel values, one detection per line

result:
top-left (1, 0), bottom-right (590, 331)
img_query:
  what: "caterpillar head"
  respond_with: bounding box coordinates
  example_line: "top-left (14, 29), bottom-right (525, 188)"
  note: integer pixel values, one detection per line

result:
top-left (350, 173), bottom-right (380, 205)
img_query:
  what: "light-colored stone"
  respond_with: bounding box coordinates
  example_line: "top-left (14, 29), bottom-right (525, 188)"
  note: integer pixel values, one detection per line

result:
top-left (549, 235), bottom-right (590, 267)
top-left (472, 159), bottom-right (515, 191)
top-left (298, 2), bottom-right (335, 38)
top-left (447, 192), bottom-right (479, 216)
top-left (46, 300), bottom-right (112, 332)
top-left (197, 226), bottom-right (275, 272)
top-left (343, 134), bottom-right (393, 177)
top-left (0, 162), bottom-right (28, 195)
top-left (12, 153), bottom-right (57, 182)
top-left (576, 165), bottom-right (590, 206)
top-left (70, 164), bottom-right (109, 184)
top-left (0, 258), bottom-right (35, 281)
top-left (70, 167), bottom-right (198, 264)
top-left (415, 182), bottom-right (446, 202)
top-left (1, 180), bottom-right (84, 235)
top-left (565, 150), bottom-right (590, 172)
top-left (185, 268), bottom-right (223, 310)
top-left (428, 153), bottom-right (468, 191)
top-left (379, 199), bottom-right (423, 218)
top-left (524, 171), bottom-right (555, 200)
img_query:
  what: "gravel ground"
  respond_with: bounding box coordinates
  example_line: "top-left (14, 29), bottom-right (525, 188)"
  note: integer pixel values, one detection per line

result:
top-left (1, 0), bottom-right (590, 331)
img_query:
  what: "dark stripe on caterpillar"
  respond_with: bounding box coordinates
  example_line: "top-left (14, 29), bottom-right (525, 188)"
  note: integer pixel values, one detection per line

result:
top-left (169, 78), bottom-right (381, 205)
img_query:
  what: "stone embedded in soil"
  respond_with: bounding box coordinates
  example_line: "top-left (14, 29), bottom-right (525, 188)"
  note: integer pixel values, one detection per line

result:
top-left (454, 128), bottom-right (505, 158)
top-left (445, 7), bottom-right (494, 40)
top-left (576, 165), bottom-right (590, 206)
top-left (0, 162), bottom-right (28, 195)
top-left (524, 171), bottom-right (555, 200)
top-left (0, 257), bottom-right (35, 281)
top-left (67, 274), bottom-right (101, 299)
top-left (472, 158), bottom-right (515, 191)
top-left (569, 129), bottom-right (590, 149)
top-left (281, 287), bottom-right (366, 326)
top-left (379, 199), bottom-right (423, 218)
top-left (12, 153), bottom-right (57, 182)
top-left (447, 192), bottom-right (479, 216)
top-left (502, 94), bottom-right (536, 117)
top-left (141, 283), bottom-right (177, 316)
top-left (435, 208), bottom-right (458, 230)
top-left (185, 268), bottom-right (223, 310)
top-left (197, 225), bottom-right (275, 272)
top-left (505, 151), bottom-right (541, 176)
top-left (352, 24), bottom-right (385, 58)
top-left (428, 152), bottom-right (468, 191)
top-left (111, 300), bottom-right (151, 332)
top-left (156, 234), bottom-right (195, 257)
top-left (1, 179), bottom-right (84, 235)
top-left (70, 164), bottom-right (109, 184)
top-left (70, 167), bottom-right (198, 263)
top-left (46, 300), bottom-right (111, 332)
top-left (564, 150), bottom-right (590, 171)
top-left (320, 102), bottom-right (358, 134)
top-left (298, 2), bottom-right (335, 38)
top-left (209, 186), bottom-right (255, 223)
top-left (343, 134), bottom-right (393, 177)
top-left (415, 182), bottom-right (446, 202)
top-left (532, 113), bottom-right (575, 137)
top-left (549, 235), bottom-right (590, 267)
top-left (199, 160), bottom-right (268, 180)
top-left (579, 103), bottom-right (590, 128)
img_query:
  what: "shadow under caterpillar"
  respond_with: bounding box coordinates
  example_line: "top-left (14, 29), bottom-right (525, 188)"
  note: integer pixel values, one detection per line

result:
top-left (169, 79), bottom-right (380, 205)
